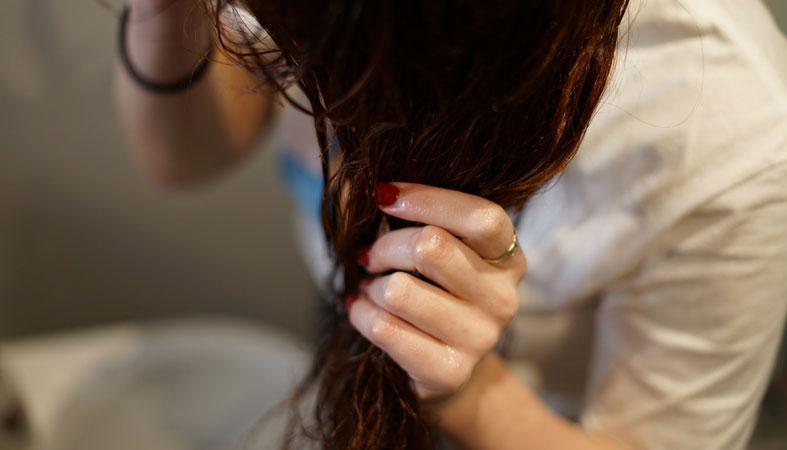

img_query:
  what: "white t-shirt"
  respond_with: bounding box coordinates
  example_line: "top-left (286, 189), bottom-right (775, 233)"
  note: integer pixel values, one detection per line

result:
top-left (272, 1), bottom-right (787, 448)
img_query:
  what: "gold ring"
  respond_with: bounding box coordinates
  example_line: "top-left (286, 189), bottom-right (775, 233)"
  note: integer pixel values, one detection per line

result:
top-left (483, 232), bottom-right (519, 265)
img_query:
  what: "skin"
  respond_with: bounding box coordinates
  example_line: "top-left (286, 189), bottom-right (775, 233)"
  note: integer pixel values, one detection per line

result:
top-left (349, 182), bottom-right (525, 399)
top-left (116, 4), bottom-right (639, 447)
top-left (115, 0), bottom-right (276, 188)
top-left (348, 182), bottom-right (639, 450)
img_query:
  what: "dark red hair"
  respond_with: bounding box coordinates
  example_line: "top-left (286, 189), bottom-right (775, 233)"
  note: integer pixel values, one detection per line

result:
top-left (210, 1), bottom-right (630, 448)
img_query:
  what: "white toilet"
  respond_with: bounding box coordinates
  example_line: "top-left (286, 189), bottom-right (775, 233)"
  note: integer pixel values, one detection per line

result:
top-left (0, 318), bottom-right (310, 450)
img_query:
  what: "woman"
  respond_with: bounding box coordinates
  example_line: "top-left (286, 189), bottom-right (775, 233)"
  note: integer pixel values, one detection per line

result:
top-left (115, 0), bottom-right (787, 449)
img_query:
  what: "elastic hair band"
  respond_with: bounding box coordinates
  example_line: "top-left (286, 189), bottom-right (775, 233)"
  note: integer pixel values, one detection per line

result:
top-left (118, 5), bottom-right (213, 94)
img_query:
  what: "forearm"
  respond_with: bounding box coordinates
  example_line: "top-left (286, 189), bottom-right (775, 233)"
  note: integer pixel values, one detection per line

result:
top-left (429, 353), bottom-right (636, 450)
top-left (113, 0), bottom-right (274, 188)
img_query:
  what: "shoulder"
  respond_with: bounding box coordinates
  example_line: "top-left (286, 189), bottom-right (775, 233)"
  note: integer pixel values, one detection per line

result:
top-left (578, 161), bottom-right (787, 450)
top-left (517, 1), bottom-right (787, 307)
top-left (573, 0), bottom-right (787, 242)
top-left (583, 0), bottom-right (787, 191)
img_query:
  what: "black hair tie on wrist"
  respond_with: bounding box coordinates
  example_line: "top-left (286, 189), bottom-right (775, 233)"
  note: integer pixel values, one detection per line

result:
top-left (118, 5), bottom-right (213, 94)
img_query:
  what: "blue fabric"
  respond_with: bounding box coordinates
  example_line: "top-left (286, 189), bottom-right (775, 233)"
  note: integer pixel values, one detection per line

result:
top-left (276, 134), bottom-right (339, 221)
top-left (276, 147), bottom-right (324, 220)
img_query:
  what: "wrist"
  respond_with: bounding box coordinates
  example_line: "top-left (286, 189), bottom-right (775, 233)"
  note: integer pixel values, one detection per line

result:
top-left (426, 353), bottom-right (637, 450)
top-left (124, 1), bottom-right (213, 84)
top-left (127, 0), bottom-right (210, 38)
top-left (424, 353), bottom-right (512, 434)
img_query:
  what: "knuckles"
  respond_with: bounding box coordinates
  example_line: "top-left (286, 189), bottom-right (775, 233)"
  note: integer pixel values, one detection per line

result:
top-left (514, 251), bottom-right (528, 279)
top-left (411, 225), bottom-right (452, 270)
top-left (366, 308), bottom-right (399, 348)
top-left (472, 204), bottom-right (510, 243)
top-left (495, 286), bottom-right (520, 325)
top-left (430, 350), bottom-right (473, 394)
top-left (474, 323), bottom-right (502, 353)
top-left (380, 272), bottom-right (412, 315)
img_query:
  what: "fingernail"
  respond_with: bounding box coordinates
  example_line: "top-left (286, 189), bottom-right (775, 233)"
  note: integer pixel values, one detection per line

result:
top-left (345, 294), bottom-right (360, 311)
top-left (356, 245), bottom-right (371, 267)
top-left (375, 183), bottom-right (399, 207)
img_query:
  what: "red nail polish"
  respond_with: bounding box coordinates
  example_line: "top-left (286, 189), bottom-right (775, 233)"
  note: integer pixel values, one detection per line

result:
top-left (375, 183), bottom-right (399, 207)
top-left (345, 294), bottom-right (360, 311)
top-left (356, 245), bottom-right (371, 267)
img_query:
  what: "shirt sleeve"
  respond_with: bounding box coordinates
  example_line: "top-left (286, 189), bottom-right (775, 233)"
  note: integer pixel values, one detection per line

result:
top-left (579, 163), bottom-right (787, 450)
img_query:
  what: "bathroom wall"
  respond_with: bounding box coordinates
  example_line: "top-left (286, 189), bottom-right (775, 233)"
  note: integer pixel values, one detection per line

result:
top-left (1, 0), bottom-right (786, 343)
top-left (0, 1), bottom-right (316, 341)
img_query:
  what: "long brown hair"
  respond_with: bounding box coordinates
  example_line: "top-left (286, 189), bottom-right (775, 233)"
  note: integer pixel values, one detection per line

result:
top-left (210, 1), bottom-right (630, 448)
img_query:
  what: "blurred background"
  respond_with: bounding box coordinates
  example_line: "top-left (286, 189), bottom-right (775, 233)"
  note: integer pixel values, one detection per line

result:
top-left (1, 2), bottom-right (318, 449)
top-left (0, 1), bottom-right (317, 342)
top-left (1, 1), bottom-right (786, 449)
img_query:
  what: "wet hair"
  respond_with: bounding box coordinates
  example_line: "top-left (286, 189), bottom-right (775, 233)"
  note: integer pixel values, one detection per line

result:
top-left (210, 1), bottom-right (630, 448)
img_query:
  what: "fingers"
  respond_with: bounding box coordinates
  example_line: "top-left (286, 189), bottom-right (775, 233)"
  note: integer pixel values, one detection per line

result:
top-left (360, 272), bottom-right (501, 352)
top-left (348, 296), bottom-right (475, 395)
top-left (375, 182), bottom-right (520, 264)
top-left (361, 225), bottom-right (523, 317)
top-left (346, 182), bottom-right (528, 400)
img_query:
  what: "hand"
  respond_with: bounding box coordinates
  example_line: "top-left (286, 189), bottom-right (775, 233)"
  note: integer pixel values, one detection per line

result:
top-left (346, 182), bottom-right (526, 401)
